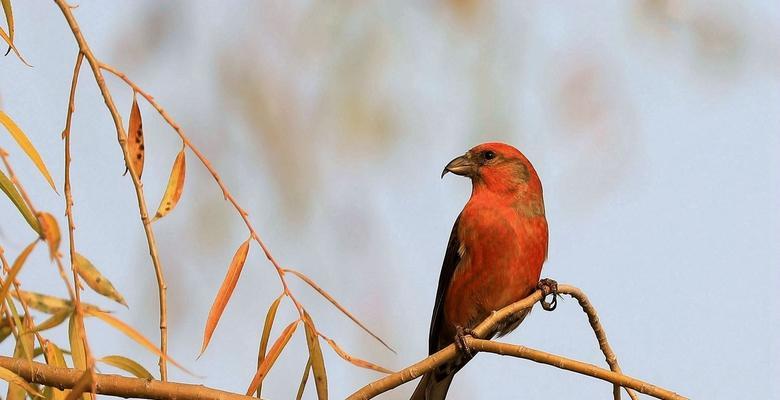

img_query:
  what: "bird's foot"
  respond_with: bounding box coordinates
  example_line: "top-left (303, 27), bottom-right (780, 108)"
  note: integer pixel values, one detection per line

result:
top-left (537, 278), bottom-right (559, 311)
top-left (454, 326), bottom-right (475, 359)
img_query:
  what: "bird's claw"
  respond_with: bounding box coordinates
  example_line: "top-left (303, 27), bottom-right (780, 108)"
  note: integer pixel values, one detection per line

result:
top-left (454, 326), bottom-right (475, 359)
top-left (537, 278), bottom-right (559, 311)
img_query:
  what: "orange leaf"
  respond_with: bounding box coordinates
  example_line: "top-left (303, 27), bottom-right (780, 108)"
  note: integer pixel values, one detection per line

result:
top-left (126, 94), bottom-right (144, 179)
top-left (295, 356), bottom-right (312, 400)
top-left (0, 240), bottom-right (37, 302)
top-left (302, 311), bottom-right (327, 400)
top-left (245, 320), bottom-right (298, 395)
top-left (200, 238), bottom-right (250, 355)
top-left (322, 336), bottom-right (393, 374)
top-left (37, 212), bottom-right (60, 260)
top-left (152, 149), bottom-right (186, 222)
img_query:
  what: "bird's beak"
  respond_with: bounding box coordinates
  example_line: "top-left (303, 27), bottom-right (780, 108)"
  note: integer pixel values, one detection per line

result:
top-left (441, 153), bottom-right (476, 178)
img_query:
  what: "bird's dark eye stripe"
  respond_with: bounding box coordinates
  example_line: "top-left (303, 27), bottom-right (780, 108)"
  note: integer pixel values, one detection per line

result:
top-left (483, 151), bottom-right (496, 160)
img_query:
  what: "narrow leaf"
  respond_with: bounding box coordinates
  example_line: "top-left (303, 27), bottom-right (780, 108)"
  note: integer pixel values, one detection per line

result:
top-left (0, 240), bottom-right (37, 302)
top-left (200, 238), bottom-right (250, 355)
top-left (0, 111), bottom-right (57, 192)
top-left (42, 342), bottom-right (69, 400)
top-left (99, 355), bottom-right (154, 380)
top-left (322, 336), bottom-right (393, 374)
top-left (295, 357), bottom-right (312, 400)
top-left (38, 212), bottom-right (60, 260)
top-left (0, 169), bottom-right (41, 234)
top-left (84, 308), bottom-right (191, 374)
top-left (256, 293), bottom-right (284, 398)
top-left (0, 366), bottom-right (43, 398)
top-left (1, 0), bottom-right (13, 43)
top-left (245, 320), bottom-right (298, 395)
top-left (68, 313), bottom-right (87, 371)
top-left (73, 253), bottom-right (127, 307)
top-left (0, 25), bottom-right (29, 66)
top-left (13, 291), bottom-right (101, 315)
top-left (153, 149), bottom-right (186, 221)
top-left (303, 311), bottom-right (327, 400)
top-left (32, 308), bottom-right (70, 333)
top-left (126, 94), bottom-right (144, 178)
top-left (285, 268), bottom-right (394, 353)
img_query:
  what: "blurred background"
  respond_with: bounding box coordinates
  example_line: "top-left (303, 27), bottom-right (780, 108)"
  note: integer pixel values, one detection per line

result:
top-left (1, 1), bottom-right (778, 399)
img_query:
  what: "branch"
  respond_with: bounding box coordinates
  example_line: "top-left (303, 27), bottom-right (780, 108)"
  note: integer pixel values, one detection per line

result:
top-left (53, 0), bottom-right (170, 380)
top-left (0, 355), bottom-right (252, 400)
top-left (347, 284), bottom-right (687, 400)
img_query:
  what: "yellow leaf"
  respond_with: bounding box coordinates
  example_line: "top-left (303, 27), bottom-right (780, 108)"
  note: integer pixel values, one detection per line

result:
top-left (0, 366), bottom-right (43, 398)
top-left (42, 342), bottom-right (69, 400)
top-left (68, 313), bottom-right (87, 371)
top-left (0, 111), bottom-right (56, 192)
top-left (152, 149), bottom-right (186, 222)
top-left (322, 336), bottom-right (393, 374)
top-left (13, 291), bottom-right (101, 315)
top-left (32, 308), bottom-right (71, 333)
top-left (73, 253), bottom-right (127, 307)
top-left (256, 293), bottom-right (284, 397)
top-left (126, 94), bottom-right (144, 179)
top-left (295, 357), bottom-right (312, 400)
top-left (0, 240), bottom-right (37, 302)
top-left (85, 308), bottom-right (191, 374)
top-left (0, 25), bottom-right (28, 66)
top-left (0, 169), bottom-right (41, 235)
top-left (1, 0), bottom-right (13, 43)
top-left (245, 320), bottom-right (298, 395)
top-left (38, 212), bottom-right (60, 260)
top-left (200, 238), bottom-right (250, 355)
top-left (99, 355), bottom-right (154, 380)
top-left (303, 311), bottom-right (327, 400)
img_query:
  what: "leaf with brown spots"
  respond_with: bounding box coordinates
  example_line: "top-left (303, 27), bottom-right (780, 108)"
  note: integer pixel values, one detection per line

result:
top-left (200, 238), bottom-right (251, 355)
top-left (322, 336), bottom-right (393, 374)
top-left (73, 252), bottom-right (127, 307)
top-left (303, 311), bottom-right (328, 400)
top-left (153, 148), bottom-right (186, 222)
top-left (126, 93), bottom-right (144, 178)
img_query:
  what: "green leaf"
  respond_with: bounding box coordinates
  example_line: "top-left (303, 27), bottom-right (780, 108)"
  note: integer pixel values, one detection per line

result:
top-left (0, 169), bottom-right (41, 235)
top-left (99, 355), bottom-right (153, 380)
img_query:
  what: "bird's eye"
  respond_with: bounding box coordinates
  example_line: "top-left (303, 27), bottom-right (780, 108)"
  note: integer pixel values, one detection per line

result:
top-left (483, 151), bottom-right (496, 160)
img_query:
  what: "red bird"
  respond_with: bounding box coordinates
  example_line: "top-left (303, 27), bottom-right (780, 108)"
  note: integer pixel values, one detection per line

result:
top-left (411, 143), bottom-right (549, 400)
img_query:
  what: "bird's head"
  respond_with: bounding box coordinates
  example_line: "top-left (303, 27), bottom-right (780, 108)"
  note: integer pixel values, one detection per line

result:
top-left (442, 142), bottom-right (542, 197)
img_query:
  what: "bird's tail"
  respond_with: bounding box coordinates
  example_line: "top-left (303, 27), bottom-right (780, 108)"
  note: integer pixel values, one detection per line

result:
top-left (409, 370), bottom-right (456, 400)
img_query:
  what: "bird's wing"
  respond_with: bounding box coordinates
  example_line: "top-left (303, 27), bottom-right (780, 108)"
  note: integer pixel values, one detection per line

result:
top-left (428, 215), bottom-right (462, 355)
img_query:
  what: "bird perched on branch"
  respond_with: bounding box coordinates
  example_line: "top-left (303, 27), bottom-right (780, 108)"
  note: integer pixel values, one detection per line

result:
top-left (411, 142), bottom-right (549, 400)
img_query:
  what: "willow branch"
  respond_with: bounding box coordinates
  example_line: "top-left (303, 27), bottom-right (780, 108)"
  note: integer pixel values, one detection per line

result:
top-left (0, 355), bottom-right (253, 400)
top-left (52, 0), bottom-right (169, 380)
top-left (348, 284), bottom-right (686, 400)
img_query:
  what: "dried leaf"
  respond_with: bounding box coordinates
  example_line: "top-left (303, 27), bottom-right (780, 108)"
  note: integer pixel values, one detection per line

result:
top-left (322, 336), bottom-right (393, 374)
top-left (85, 308), bottom-right (191, 374)
top-left (68, 313), bottom-right (87, 371)
top-left (255, 293), bottom-right (284, 397)
top-left (73, 253), bottom-right (127, 307)
top-left (285, 268), bottom-right (394, 353)
top-left (32, 308), bottom-right (70, 333)
top-left (0, 111), bottom-right (57, 192)
top-left (99, 355), bottom-right (154, 380)
top-left (0, 25), bottom-right (29, 66)
top-left (13, 291), bottom-right (101, 315)
top-left (295, 357), bottom-right (312, 400)
top-left (200, 238), bottom-right (250, 355)
top-left (0, 169), bottom-right (41, 235)
top-left (38, 212), bottom-right (60, 260)
top-left (245, 320), bottom-right (298, 395)
top-left (0, 366), bottom-right (43, 398)
top-left (153, 149), bottom-right (186, 221)
top-left (0, 240), bottom-right (37, 302)
top-left (303, 311), bottom-right (327, 400)
top-left (126, 94), bottom-right (144, 178)
top-left (42, 342), bottom-right (69, 400)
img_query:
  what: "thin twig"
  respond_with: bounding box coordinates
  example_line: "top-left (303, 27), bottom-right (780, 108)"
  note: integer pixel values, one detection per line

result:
top-left (0, 355), bottom-right (254, 400)
top-left (348, 284), bottom-right (686, 400)
top-left (53, 0), bottom-right (170, 380)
